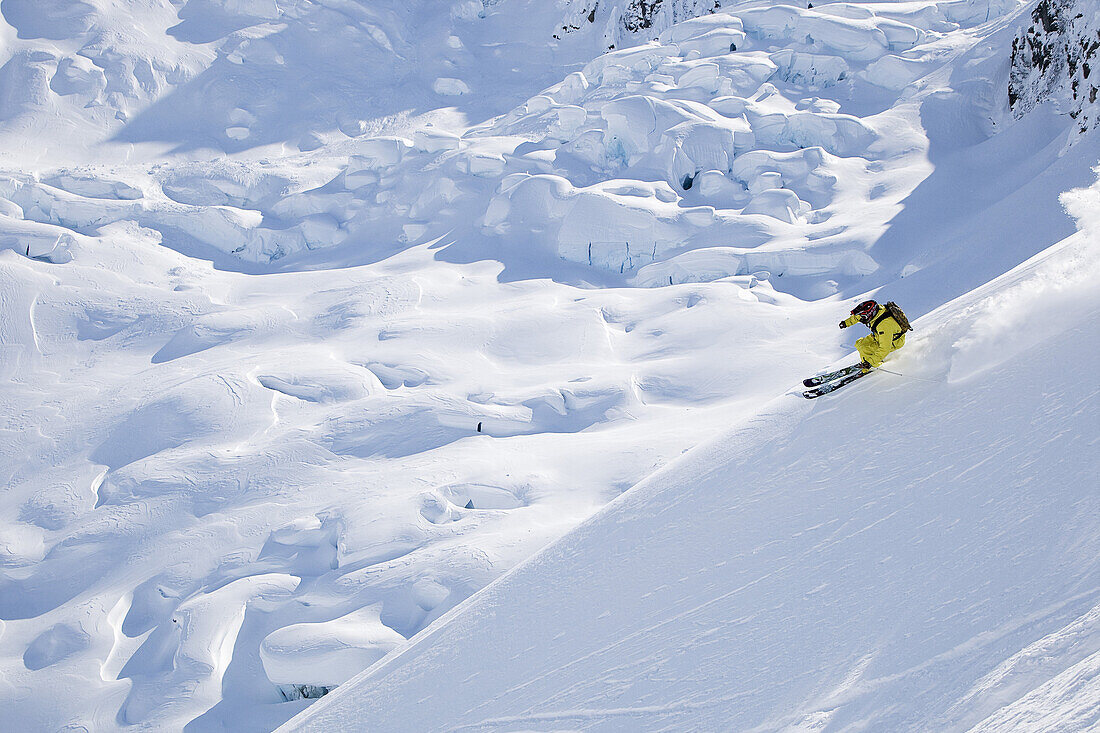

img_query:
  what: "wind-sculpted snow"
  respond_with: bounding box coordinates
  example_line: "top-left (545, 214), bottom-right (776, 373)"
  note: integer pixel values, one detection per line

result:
top-left (0, 220), bottom-right (836, 730)
top-left (2, 0), bottom-right (1099, 731)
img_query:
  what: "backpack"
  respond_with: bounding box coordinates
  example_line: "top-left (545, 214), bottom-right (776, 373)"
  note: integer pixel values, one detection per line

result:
top-left (874, 301), bottom-right (912, 333)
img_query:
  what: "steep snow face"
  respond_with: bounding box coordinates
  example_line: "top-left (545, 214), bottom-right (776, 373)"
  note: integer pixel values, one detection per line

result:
top-left (282, 171), bottom-right (1100, 732)
top-left (1010, 0), bottom-right (1100, 132)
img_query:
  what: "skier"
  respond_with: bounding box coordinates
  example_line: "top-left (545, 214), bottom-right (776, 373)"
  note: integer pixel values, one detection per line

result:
top-left (840, 299), bottom-right (907, 370)
top-left (802, 299), bottom-right (910, 397)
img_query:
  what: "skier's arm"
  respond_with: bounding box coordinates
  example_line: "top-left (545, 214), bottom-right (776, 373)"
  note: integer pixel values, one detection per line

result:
top-left (840, 314), bottom-right (861, 329)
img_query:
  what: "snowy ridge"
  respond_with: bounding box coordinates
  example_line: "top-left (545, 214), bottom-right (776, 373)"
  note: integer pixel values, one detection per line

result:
top-left (283, 173), bottom-right (1100, 730)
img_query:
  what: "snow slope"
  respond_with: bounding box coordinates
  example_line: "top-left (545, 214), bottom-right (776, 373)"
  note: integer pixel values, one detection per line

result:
top-left (1, 0), bottom-right (1099, 730)
top-left (284, 175), bottom-right (1100, 731)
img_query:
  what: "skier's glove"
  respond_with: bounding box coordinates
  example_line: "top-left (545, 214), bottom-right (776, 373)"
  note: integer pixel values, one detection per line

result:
top-left (839, 321), bottom-right (847, 329)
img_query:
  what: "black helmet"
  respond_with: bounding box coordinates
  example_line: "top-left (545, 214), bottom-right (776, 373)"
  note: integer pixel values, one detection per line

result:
top-left (851, 300), bottom-right (878, 321)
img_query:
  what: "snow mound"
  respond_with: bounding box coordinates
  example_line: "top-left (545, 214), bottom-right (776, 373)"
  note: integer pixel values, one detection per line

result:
top-left (260, 605), bottom-right (406, 695)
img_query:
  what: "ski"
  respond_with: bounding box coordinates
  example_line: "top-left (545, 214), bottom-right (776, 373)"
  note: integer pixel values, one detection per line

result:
top-left (802, 369), bottom-right (870, 399)
top-left (803, 364), bottom-right (864, 388)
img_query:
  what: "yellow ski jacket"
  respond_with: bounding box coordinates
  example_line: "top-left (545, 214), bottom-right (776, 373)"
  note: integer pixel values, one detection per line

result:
top-left (842, 306), bottom-right (905, 367)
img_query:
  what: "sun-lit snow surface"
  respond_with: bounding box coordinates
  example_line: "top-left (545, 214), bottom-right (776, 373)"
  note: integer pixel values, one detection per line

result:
top-left (1, 0), bottom-right (1098, 730)
top-left (284, 175), bottom-right (1100, 731)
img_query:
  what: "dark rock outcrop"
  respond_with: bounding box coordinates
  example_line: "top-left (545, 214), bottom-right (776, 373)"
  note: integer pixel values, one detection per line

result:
top-left (1010, 0), bottom-right (1100, 132)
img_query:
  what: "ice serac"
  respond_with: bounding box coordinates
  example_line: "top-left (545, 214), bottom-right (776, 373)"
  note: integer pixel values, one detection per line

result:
top-left (282, 188), bottom-right (1100, 730)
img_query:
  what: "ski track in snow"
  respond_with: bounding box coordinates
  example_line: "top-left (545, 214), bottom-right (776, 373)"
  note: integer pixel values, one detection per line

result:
top-left (0, 0), bottom-right (1098, 730)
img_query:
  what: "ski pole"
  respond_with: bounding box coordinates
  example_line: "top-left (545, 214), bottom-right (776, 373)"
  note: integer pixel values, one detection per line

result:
top-left (873, 366), bottom-right (944, 384)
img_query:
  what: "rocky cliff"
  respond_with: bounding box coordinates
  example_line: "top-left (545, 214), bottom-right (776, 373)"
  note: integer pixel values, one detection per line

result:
top-left (1010, 0), bottom-right (1100, 132)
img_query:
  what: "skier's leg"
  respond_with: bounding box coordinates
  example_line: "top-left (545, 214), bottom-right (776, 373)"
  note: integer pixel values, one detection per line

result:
top-left (855, 336), bottom-right (883, 369)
